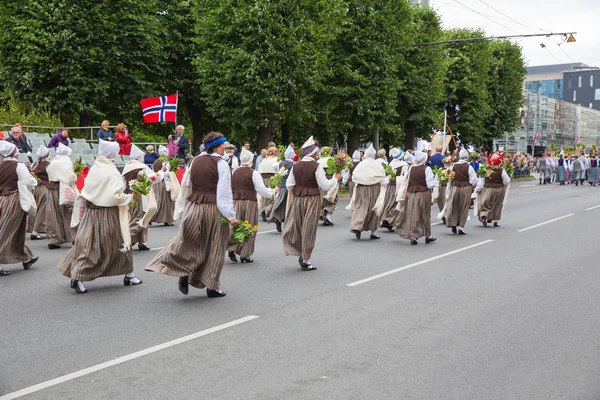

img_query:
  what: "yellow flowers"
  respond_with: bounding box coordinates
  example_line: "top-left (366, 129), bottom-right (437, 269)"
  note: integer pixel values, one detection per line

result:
top-left (253, 225), bottom-right (258, 232)
top-left (220, 215), bottom-right (256, 243)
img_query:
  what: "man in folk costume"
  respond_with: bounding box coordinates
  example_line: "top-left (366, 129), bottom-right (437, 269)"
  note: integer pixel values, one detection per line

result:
top-left (282, 136), bottom-right (341, 271)
top-left (443, 148), bottom-right (478, 235)
top-left (570, 156), bottom-right (583, 186)
top-left (580, 153), bottom-right (590, 183)
top-left (0, 141), bottom-right (39, 276)
top-left (151, 145), bottom-right (178, 226)
top-left (347, 150), bottom-right (361, 198)
top-left (122, 144), bottom-right (163, 251)
top-left (29, 145), bottom-right (51, 240)
top-left (228, 148), bottom-right (277, 263)
top-left (317, 146), bottom-right (339, 226)
top-left (257, 146), bottom-right (278, 221)
top-left (268, 145), bottom-right (295, 232)
top-left (57, 140), bottom-right (142, 293)
top-left (395, 151), bottom-right (438, 245)
top-left (380, 148), bottom-right (407, 231)
top-left (347, 144), bottom-right (388, 239)
top-left (145, 132), bottom-right (237, 298)
top-left (475, 152), bottom-right (510, 227)
top-left (46, 143), bottom-right (77, 250)
top-left (536, 153), bottom-right (549, 185)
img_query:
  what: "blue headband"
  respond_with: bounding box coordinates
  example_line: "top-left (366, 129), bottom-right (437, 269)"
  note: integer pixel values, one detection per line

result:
top-left (205, 137), bottom-right (227, 149)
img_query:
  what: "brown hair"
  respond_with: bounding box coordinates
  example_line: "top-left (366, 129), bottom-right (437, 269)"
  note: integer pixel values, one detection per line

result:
top-left (203, 131), bottom-right (225, 153)
top-left (116, 123), bottom-right (127, 131)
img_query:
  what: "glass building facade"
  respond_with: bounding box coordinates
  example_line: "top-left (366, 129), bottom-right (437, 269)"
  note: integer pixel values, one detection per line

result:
top-left (525, 79), bottom-right (563, 100)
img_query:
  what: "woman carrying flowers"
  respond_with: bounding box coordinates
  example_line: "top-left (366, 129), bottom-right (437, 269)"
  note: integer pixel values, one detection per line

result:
top-left (379, 148), bottom-right (407, 231)
top-left (268, 145), bottom-right (295, 232)
top-left (151, 146), bottom-right (178, 226)
top-left (443, 148), bottom-right (478, 235)
top-left (28, 145), bottom-right (51, 240)
top-left (257, 146), bottom-right (279, 221)
top-left (475, 152), bottom-right (510, 227)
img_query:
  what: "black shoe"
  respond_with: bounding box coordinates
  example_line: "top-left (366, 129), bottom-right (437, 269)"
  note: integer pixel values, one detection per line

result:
top-left (228, 251), bottom-right (238, 262)
top-left (261, 211), bottom-right (267, 222)
top-left (451, 226), bottom-right (457, 234)
top-left (425, 237), bottom-right (437, 244)
top-left (207, 288), bottom-right (226, 298)
top-left (0, 269), bottom-right (10, 276)
top-left (353, 230), bottom-right (361, 240)
top-left (178, 276), bottom-right (189, 295)
top-left (457, 228), bottom-right (466, 235)
top-left (124, 276), bottom-right (143, 286)
top-left (386, 226), bottom-right (394, 232)
top-left (300, 262), bottom-right (317, 271)
top-left (275, 221), bottom-right (282, 233)
top-left (298, 257), bottom-right (303, 267)
top-left (481, 216), bottom-right (488, 227)
top-left (410, 239), bottom-right (418, 245)
top-left (23, 256), bottom-right (39, 270)
top-left (442, 216), bottom-right (447, 226)
top-left (370, 234), bottom-right (380, 240)
top-left (240, 256), bottom-right (254, 263)
top-left (323, 219), bottom-right (334, 226)
top-left (138, 243), bottom-right (150, 251)
top-left (164, 222), bottom-right (174, 226)
top-left (30, 234), bottom-right (44, 240)
top-left (48, 244), bottom-right (61, 249)
top-left (71, 279), bottom-right (87, 293)
top-left (493, 222), bottom-right (500, 227)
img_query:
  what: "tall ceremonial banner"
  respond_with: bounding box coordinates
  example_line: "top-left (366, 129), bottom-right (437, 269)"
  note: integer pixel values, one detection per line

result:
top-left (140, 93), bottom-right (178, 123)
top-left (431, 133), bottom-right (452, 154)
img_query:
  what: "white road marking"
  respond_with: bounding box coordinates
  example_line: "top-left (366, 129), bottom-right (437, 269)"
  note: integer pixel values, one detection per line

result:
top-left (150, 247), bottom-right (165, 251)
top-left (519, 189), bottom-right (551, 195)
top-left (0, 315), bottom-right (259, 400)
top-left (585, 205), bottom-right (600, 211)
top-left (519, 184), bottom-right (536, 188)
top-left (257, 230), bottom-right (278, 235)
top-left (431, 221), bottom-right (444, 226)
top-left (346, 240), bottom-right (494, 287)
top-left (517, 214), bottom-right (575, 233)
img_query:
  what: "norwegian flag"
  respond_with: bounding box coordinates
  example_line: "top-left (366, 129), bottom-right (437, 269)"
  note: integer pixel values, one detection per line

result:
top-left (532, 132), bottom-right (540, 145)
top-left (140, 93), bottom-right (178, 123)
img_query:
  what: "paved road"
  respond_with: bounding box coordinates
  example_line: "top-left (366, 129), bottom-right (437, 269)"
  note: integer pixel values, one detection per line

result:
top-left (2, 182), bottom-right (600, 399)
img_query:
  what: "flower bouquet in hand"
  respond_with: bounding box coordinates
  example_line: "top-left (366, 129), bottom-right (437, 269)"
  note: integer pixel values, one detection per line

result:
top-left (159, 154), bottom-right (179, 171)
top-left (129, 172), bottom-right (156, 209)
top-left (475, 164), bottom-right (493, 178)
top-left (326, 153), bottom-right (352, 175)
top-left (382, 162), bottom-right (395, 179)
top-left (269, 166), bottom-right (289, 188)
top-left (220, 216), bottom-right (257, 242)
top-left (432, 166), bottom-right (454, 185)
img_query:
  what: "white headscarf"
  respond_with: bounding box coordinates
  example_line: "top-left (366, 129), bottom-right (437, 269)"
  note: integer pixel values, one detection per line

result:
top-left (389, 148), bottom-right (403, 159)
top-left (414, 151), bottom-right (427, 165)
top-left (56, 142), bottom-right (72, 156)
top-left (459, 148), bottom-right (469, 159)
top-left (364, 144), bottom-right (376, 160)
top-left (284, 145), bottom-right (295, 160)
top-left (129, 144), bottom-right (145, 161)
top-left (158, 145), bottom-right (168, 156)
top-left (301, 136), bottom-right (318, 157)
top-left (352, 150), bottom-right (361, 162)
top-left (37, 145), bottom-right (50, 159)
top-left (404, 152), bottom-right (415, 165)
top-left (0, 141), bottom-right (17, 157)
top-left (240, 147), bottom-right (254, 166)
top-left (98, 139), bottom-right (120, 161)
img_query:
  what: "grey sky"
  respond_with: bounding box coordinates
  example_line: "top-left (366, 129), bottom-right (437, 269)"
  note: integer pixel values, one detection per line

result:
top-left (430, 0), bottom-right (599, 68)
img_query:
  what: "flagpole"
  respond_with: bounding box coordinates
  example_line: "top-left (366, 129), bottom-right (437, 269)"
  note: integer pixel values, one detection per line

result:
top-left (175, 90), bottom-right (179, 128)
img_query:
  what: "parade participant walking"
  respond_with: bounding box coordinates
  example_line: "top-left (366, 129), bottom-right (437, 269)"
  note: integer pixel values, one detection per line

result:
top-left (145, 132), bottom-right (237, 298)
top-left (317, 147), bottom-right (339, 226)
top-left (29, 145), bottom-right (51, 240)
top-left (570, 156), bottom-right (583, 186)
top-left (537, 153), bottom-right (548, 185)
top-left (444, 148), bottom-right (478, 235)
top-left (0, 141), bottom-right (39, 276)
top-left (347, 150), bottom-right (361, 198)
top-left (228, 148), bottom-right (276, 263)
top-left (380, 148), bottom-right (407, 231)
top-left (282, 137), bottom-right (340, 271)
top-left (268, 145), bottom-right (295, 232)
top-left (395, 151), bottom-right (438, 245)
top-left (46, 143), bottom-right (77, 249)
top-left (476, 152), bottom-right (510, 227)
top-left (257, 146), bottom-right (278, 221)
top-left (151, 146), bottom-right (178, 226)
top-left (587, 154), bottom-right (599, 186)
top-left (556, 154), bottom-right (567, 185)
top-left (57, 140), bottom-right (141, 293)
top-left (348, 144), bottom-right (388, 240)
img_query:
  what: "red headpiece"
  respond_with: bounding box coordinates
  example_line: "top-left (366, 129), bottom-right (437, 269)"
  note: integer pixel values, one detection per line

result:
top-left (487, 152), bottom-right (503, 166)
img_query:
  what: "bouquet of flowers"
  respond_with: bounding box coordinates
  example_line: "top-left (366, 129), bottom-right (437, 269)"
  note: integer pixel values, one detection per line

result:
top-left (592, 144), bottom-right (598, 154)
top-left (443, 156), bottom-right (454, 167)
top-left (503, 161), bottom-right (515, 177)
top-left (432, 166), bottom-right (455, 185)
top-left (220, 216), bottom-right (257, 243)
top-left (129, 172), bottom-right (156, 209)
top-left (320, 146), bottom-right (333, 158)
top-left (326, 153), bottom-right (352, 175)
top-left (269, 166), bottom-right (289, 188)
top-left (476, 164), bottom-right (493, 178)
top-left (549, 143), bottom-right (558, 155)
top-left (73, 157), bottom-right (84, 175)
top-left (159, 155), bottom-right (180, 171)
top-left (469, 152), bottom-right (481, 161)
top-left (382, 162), bottom-right (395, 178)
top-left (277, 145), bottom-right (287, 161)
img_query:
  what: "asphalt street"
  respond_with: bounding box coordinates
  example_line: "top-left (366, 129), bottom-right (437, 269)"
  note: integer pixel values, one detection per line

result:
top-left (2, 181), bottom-right (600, 399)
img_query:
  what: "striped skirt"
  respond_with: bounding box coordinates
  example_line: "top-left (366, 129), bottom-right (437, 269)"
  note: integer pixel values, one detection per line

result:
top-left (322, 193), bottom-right (338, 214)
top-left (350, 184), bottom-right (381, 233)
top-left (478, 187), bottom-right (506, 221)
top-left (46, 188), bottom-right (74, 245)
top-left (0, 192), bottom-right (33, 264)
top-left (268, 187), bottom-right (288, 224)
top-left (348, 181), bottom-right (355, 198)
top-left (145, 202), bottom-right (228, 290)
top-left (260, 177), bottom-right (275, 215)
top-left (395, 191), bottom-right (431, 240)
top-left (229, 199), bottom-right (258, 257)
top-left (380, 183), bottom-right (398, 228)
top-left (282, 194), bottom-right (322, 260)
top-left (31, 184), bottom-right (48, 233)
top-left (129, 201), bottom-right (148, 245)
top-left (150, 181), bottom-right (175, 223)
top-left (445, 185), bottom-right (472, 228)
top-left (57, 205), bottom-right (133, 280)
top-left (437, 185), bottom-right (446, 211)
top-left (556, 166), bottom-right (566, 182)
top-left (588, 167), bottom-right (599, 183)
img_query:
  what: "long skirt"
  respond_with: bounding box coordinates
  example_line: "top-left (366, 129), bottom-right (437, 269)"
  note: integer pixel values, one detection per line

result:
top-left (445, 185), bottom-right (472, 228)
top-left (260, 177), bottom-right (275, 215)
top-left (0, 192), bottom-right (33, 264)
top-left (322, 195), bottom-right (338, 215)
top-left (46, 188), bottom-right (74, 245)
top-left (150, 181), bottom-right (175, 224)
top-left (556, 166), bottom-right (567, 182)
top-left (145, 202), bottom-right (228, 290)
top-left (229, 199), bottom-right (258, 257)
top-left (380, 183), bottom-right (398, 228)
top-left (282, 194), bottom-right (322, 260)
top-left (129, 201), bottom-right (148, 245)
top-left (478, 187), bottom-right (506, 221)
top-left (27, 185), bottom-right (48, 234)
top-left (350, 184), bottom-right (381, 233)
top-left (588, 167), bottom-right (599, 183)
top-left (437, 185), bottom-right (446, 211)
top-left (57, 205), bottom-right (133, 281)
top-left (395, 191), bottom-right (431, 240)
top-left (348, 181), bottom-right (355, 198)
top-left (268, 187), bottom-right (288, 224)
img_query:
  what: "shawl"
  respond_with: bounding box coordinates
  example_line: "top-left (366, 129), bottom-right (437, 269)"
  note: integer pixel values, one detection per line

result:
top-left (346, 158), bottom-right (388, 215)
top-left (47, 155), bottom-right (77, 184)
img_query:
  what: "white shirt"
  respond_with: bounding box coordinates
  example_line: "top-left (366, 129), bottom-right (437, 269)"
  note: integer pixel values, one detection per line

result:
top-left (211, 153), bottom-right (236, 220)
top-left (286, 156), bottom-right (338, 192)
top-left (453, 160), bottom-right (478, 187)
top-left (252, 170), bottom-right (275, 198)
top-left (424, 166), bottom-right (438, 189)
top-left (4, 158), bottom-right (37, 188)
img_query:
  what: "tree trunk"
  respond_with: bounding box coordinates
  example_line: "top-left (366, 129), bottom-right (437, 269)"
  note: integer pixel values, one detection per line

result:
top-left (404, 120), bottom-right (417, 150)
top-left (281, 122), bottom-right (289, 146)
top-left (78, 112), bottom-right (93, 128)
top-left (186, 97), bottom-right (205, 155)
top-left (257, 119), bottom-right (275, 150)
top-left (371, 125), bottom-right (379, 149)
top-left (347, 126), bottom-right (360, 155)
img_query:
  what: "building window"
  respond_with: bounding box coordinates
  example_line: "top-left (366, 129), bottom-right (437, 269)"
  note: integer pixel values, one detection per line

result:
top-left (591, 75), bottom-right (594, 87)
top-left (568, 79), bottom-right (572, 89)
top-left (579, 76), bottom-right (582, 87)
top-left (595, 88), bottom-right (600, 100)
top-left (573, 90), bottom-right (577, 102)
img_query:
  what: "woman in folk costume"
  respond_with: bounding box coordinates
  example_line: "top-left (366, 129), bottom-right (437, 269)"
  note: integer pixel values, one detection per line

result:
top-left (347, 150), bottom-right (361, 198)
top-left (443, 148), bottom-right (478, 235)
top-left (587, 154), bottom-right (599, 186)
top-left (145, 132), bottom-right (237, 298)
top-left (395, 151), bottom-right (438, 245)
top-left (317, 147), bottom-right (338, 226)
top-left (46, 143), bottom-right (77, 250)
top-left (57, 140), bottom-right (141, 293)
top-left (0, 142), bottom-right (39, 276)
top-left (151, 145), bottom-right (178, 226)
top-left (29, 145), bottom-right (51, 240)
top-left (436, 155), bottom-right (453, 225)
top-left (282, 136), bottom-right (340, 271)
top-left (556, 154), bottom-right (567, 185)
top-left (346, 144), bottom-right (388, 239)
top-left (380, 148), bottom-right (407, 231)
top-left (228, 148), bottom-right (277, 263)
top-left (122, 144), bottom-right (163, 251)
top-left (257, 146), bottom-right (278, 221)
top-left (475, 152), bottom-right (510, 227)
top-left (268, 145), bottom-right (295, 232)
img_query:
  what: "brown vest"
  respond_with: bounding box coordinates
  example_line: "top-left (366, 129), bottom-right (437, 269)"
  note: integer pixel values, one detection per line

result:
top-left (188, 155), bottom-right (220, 204)
top-left (153, 158), bottom-right (162, 173)
top-left (123, 167), bottom-right (143, 194)
top-left (408, 165), bottom-right (429, 193)
top-left (452, 163), bottom-right (471, 187)
top-left (347, 161), bottom-right (360, 184)
top-left (32, 160), bottom-right (50, 186)
top-left (0, 161), bottom-right (18, 196)
top-left (292, 161), bottom-right (321, 196)
top-left (484, 168), bottom-right (504, 188)
top-left (232, 167), bottom-right (257, 202)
